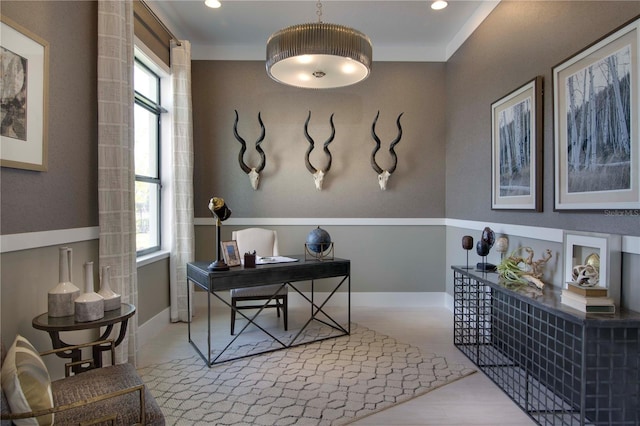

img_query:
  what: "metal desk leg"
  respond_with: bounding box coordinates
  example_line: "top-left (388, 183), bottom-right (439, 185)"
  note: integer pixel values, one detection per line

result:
top-left (187, 278), bottom-right (191, 342)
top-left (207, 281), bottom-right (212, 366)
top-left (348, 273), bottom-right (351, 334)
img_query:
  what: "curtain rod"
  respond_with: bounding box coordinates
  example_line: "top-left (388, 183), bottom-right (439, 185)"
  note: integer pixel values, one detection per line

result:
top-left (139, 0), bottom-right (183, 47)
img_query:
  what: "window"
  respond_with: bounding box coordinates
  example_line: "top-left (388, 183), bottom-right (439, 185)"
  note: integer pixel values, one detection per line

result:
top-left (134, 59), bottom-right (164, 255)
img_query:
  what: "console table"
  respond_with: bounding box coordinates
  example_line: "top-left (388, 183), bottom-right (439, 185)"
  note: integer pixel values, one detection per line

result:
top-left (32, 303), bottom-right (135, 374)
top-left (452, 267), bottom-right (639, 426)
top-left (187, 255), bottom-right (350, 366)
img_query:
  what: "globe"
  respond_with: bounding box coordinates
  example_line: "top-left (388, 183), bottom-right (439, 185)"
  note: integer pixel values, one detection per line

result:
top-left (306, 227), bottom-right (332, 253)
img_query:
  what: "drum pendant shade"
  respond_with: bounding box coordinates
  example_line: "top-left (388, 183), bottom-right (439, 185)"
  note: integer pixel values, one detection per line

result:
top-left (266, 22), bottom-right (372, 89)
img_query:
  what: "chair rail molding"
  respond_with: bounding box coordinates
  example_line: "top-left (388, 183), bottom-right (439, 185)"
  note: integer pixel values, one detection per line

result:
top-left (195, 217), bottom-right (640, 255)
top-left (194, 217), bottom-right (445, 226)
top-left (0, 227), bottom-right (100, 253)
top-left (3, 221), bottom-right (638, 255)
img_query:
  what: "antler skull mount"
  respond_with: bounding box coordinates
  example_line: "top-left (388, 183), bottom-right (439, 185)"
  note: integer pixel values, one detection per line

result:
top-left (304, 111), bottom-right (335, 191)
top-left (233, 110), bottom-right (266, 190)
top-left (371, 111), bottom-right (404, 190)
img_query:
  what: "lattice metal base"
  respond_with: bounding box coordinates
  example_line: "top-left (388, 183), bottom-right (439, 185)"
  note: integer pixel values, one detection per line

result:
top-left (453, 268), bottom-right (640, 426)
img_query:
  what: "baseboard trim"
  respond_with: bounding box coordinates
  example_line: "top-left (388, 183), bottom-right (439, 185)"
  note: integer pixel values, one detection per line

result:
top-left (138, 291), bottom-right (451, 344)
top-left (444, 292), bottom-right (454, 312)
top-left (137, 306), bottom-right (171, 349)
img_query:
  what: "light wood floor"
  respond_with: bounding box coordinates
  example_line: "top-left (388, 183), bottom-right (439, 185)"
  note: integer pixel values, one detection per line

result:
top-left (138, 306), bottom-right (536, 425)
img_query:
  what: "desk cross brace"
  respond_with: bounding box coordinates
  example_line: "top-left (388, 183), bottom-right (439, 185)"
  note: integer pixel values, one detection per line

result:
top-left (210, 282), bottom-right (289, 364)
top-left (289, 276), bottom-right (350, 340)
top-left (190, 274), bottom-right (350, 367)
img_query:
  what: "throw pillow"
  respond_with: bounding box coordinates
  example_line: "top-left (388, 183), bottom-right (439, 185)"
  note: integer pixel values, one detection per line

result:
top-left (0, 335), bottom-right (54, 425)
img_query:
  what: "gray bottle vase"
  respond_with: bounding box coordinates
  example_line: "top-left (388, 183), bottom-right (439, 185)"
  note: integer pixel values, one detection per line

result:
top-left (75, 261), bottom-right (104, 322)
top-left (48, 247), bottom-right (80, 317)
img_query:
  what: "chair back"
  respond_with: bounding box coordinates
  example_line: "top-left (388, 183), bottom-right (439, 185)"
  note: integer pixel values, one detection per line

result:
top-left (232, 228), bottom-right (279, 257)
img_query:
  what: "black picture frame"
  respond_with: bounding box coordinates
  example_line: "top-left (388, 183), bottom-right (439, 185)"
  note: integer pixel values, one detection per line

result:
top-left (491, 76), bottom-right (543, 211)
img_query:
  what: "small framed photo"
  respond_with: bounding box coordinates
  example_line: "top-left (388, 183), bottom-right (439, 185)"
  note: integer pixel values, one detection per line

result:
top-left (1, 16), bottom-right (49, 171)
top-left (553, 17), bottom-right (640, 210)
top-left (491, 76), bottom-right (543, 211)
top-left (562, 231), bottom-right (621, 304)
top-left (221, 240), bottom-right (241, 267)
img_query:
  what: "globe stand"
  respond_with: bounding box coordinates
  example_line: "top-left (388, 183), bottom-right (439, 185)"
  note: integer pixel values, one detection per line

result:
top-left (305, 243), bottom-right (334, 261)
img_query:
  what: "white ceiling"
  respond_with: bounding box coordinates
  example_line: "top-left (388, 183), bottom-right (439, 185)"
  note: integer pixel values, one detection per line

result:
top-left (146, 0), bottom-right (500, 61)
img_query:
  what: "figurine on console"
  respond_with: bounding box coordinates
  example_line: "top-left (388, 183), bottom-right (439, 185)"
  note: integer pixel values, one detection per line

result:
top-left (476, 227), bottom-right (497, 271)
top-left (571, 253), bottom-right (600, 287)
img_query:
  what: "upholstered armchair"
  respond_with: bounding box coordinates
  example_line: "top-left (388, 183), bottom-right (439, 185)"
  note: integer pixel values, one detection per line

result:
top-left (1, 335), bottom-right (164, 425)
top-left (230, 228), bottom-right (288, 335)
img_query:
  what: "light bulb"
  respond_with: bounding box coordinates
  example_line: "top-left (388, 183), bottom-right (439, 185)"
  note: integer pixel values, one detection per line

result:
top-left (297, 55), bottom-right (313, 64)
top-left (431, 1), bottom-right (448, 10)
top-left (205, 0), bottom-right (221, 9)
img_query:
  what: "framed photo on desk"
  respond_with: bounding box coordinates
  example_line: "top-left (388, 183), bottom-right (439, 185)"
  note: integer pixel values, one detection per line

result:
top-left (221, 240), bottom-right (241, 266)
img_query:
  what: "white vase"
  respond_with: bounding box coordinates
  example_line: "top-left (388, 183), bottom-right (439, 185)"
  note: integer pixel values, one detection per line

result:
top-left (48, 247), bottom-right (81, 317)
top-left (98, 265), bottom-right (121, 311)
top-left (75, 261), bottom-right (104, 322)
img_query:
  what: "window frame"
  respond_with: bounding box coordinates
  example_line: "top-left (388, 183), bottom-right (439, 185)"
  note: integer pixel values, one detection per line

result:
top-left (133, 55), bottom-right (165, 257)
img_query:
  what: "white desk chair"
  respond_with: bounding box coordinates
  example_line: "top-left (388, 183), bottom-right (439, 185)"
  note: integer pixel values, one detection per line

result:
top-left (230, 228), bottom-right (288, 335)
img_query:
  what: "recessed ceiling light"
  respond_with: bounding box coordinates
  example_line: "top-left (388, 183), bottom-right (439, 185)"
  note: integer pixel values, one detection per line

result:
top-left (431, 1), bottom-right (448, 10)
top-left (205, 0), bottom-right (221, 9)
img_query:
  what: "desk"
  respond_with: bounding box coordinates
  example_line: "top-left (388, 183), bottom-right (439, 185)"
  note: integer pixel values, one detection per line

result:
top-left (187, 255), bottom-right (350, 366)
top-left (32, 303), bottom-right (135, 374)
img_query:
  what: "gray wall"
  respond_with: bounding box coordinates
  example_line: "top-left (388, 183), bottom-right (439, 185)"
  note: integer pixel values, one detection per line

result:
top-left (445, 227), bottom-right (565, 294)
top-left (0, 241), bottom-right (100, 375)
top-left (1, 1), bottom-right (101, 361)
top-left (196, 224), bottom-right (446, 293)
top-left (191, 61), bottom-right (446, 219)
top-left (137, 259), bottom-right (170, 324)
top-left (0, 1), bottom-right (98, 235)
top-left (445, 1), bottom-right (640, 237)
top-left (191, 60), bottom-right (449, 294)
top-left (1, 1), bottom-right (639, 362)
top-left (0, 2), bottom-right (168, 361)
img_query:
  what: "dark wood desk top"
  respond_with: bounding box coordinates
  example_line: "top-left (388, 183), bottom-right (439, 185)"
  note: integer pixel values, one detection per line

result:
top-left (32, 303), bottom-right (136, 332)
top-left (188, 255), bottom-right (350, 291)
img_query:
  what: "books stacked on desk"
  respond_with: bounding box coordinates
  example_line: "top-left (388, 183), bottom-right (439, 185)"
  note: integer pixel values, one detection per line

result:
top-left (561, 282), bottom-right (615, 313)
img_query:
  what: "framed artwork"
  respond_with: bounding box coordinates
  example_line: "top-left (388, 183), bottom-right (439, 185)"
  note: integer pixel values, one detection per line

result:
top-left (0, 16), bottom-right (49, 171)
top-left (553, 17), bottom-right (640, 210)
top-left (221, 240), bottom-right (241, 267)
top-left (562, 231), bottom-right (621, 305)
top-left (491, 76), bottom-right (543, 211)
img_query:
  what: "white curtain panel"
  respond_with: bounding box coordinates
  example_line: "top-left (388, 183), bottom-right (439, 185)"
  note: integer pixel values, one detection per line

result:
top-left (169, 40), bottom-right (195, 322)
top-left (97, 0), bottom-right (138, 365)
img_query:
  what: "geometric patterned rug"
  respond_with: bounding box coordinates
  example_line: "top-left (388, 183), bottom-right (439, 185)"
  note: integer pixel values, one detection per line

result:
top-left (138, 324), bottom-right (476, 425)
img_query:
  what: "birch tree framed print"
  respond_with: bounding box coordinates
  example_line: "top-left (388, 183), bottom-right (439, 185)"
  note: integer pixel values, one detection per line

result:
top-left (553, 17), bottom-right (639, 210)
top-left (491, 76), bottom-right (543, 211)
top-left (0, 16), bottom-right (49, 171)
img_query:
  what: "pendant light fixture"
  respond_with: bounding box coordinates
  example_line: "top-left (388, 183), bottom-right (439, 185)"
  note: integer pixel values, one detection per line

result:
top-left (266, 1), bottom-right (372, 89)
